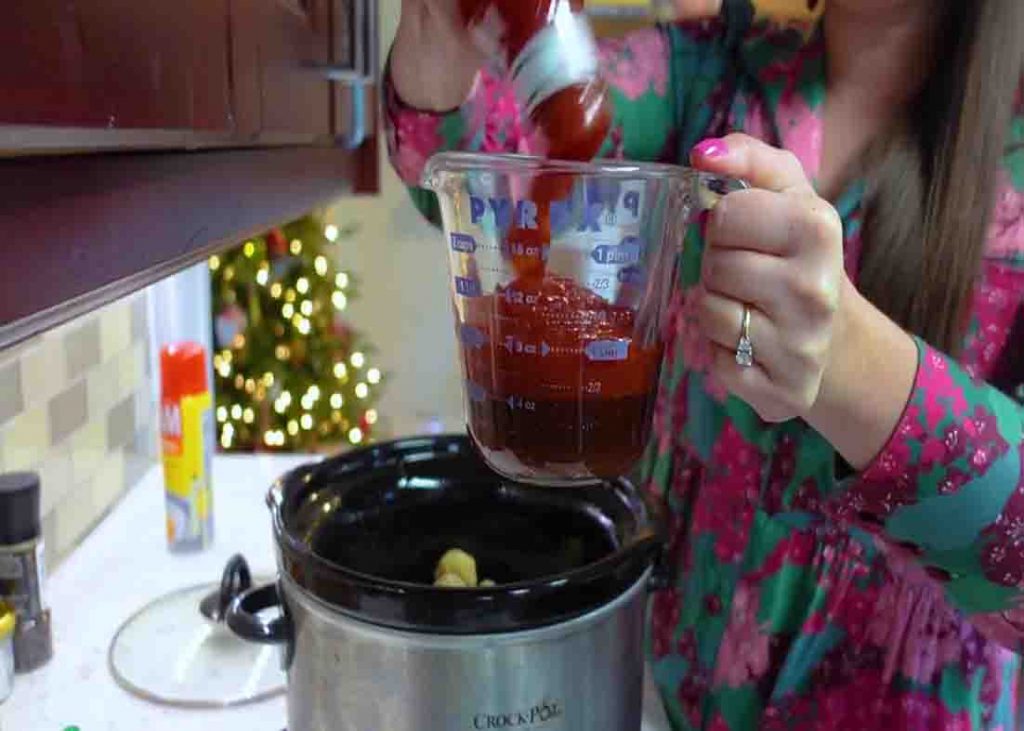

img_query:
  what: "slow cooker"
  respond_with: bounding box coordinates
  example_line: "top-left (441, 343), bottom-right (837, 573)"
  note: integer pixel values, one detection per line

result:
top-left (227, 434), bottom-right (664, 731)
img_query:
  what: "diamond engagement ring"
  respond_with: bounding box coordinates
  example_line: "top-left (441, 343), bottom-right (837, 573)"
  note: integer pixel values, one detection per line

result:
top-left (735, 305), bottom-right (754, 368)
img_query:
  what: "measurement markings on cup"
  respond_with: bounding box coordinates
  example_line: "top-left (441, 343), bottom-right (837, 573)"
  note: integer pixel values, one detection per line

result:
top-left (502, 337), bottom-right (551, 357)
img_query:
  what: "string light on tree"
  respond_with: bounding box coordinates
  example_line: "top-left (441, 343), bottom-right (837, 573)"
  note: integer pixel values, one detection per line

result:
top-left (221, 423), bottom-right (235, 449)
top-left (210, 215), bottom-right (382, 451)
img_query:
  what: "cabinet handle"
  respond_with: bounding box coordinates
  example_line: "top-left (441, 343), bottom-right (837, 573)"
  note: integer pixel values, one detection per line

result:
top-left (307, 0), bottom-right (378, 85)
top-left (306, 0), bottom-right (377, 148)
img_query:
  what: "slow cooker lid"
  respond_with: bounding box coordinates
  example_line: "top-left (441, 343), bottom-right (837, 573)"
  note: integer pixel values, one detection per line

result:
top-left (270, 435), bottom-right (658, 634)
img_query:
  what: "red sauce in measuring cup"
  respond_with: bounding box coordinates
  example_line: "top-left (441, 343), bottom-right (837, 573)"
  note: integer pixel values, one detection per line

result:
top-left (454, 1), bottom-right (658, 480)
top-left (460, 276), bottom-right (662, 481)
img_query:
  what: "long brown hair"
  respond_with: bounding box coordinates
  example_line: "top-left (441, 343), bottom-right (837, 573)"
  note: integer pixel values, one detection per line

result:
top-left (858, 0), bottom-right (1024, 355)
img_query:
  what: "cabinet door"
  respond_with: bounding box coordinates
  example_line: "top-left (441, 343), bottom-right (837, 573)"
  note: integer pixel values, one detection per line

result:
top-left (0, 0), bottom-right (232, 131)
top-left (231, 0), bottom-right (334, 142)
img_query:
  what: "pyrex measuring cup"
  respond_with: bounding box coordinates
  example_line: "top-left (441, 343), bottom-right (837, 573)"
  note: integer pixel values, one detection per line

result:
top-left (422, 153), bottom-right (743, 486)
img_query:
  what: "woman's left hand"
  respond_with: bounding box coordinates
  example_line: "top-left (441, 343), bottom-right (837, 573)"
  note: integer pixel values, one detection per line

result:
top-left (689, 133), bottom-right (849, 423)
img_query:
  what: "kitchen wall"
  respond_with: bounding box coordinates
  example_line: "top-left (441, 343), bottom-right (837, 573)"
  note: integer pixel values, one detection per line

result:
top-left (0, 294), bottom-right (156, 570)
top-left (326, 0), bottom-right (465, 439)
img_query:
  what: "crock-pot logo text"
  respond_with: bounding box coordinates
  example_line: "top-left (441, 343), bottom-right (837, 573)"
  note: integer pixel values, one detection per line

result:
top-left (472, 700), bottom-right (563, 729)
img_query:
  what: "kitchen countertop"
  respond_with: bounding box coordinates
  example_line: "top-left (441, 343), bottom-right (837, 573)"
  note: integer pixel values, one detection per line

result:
top-left (4, 455), bottom-right (673, 731)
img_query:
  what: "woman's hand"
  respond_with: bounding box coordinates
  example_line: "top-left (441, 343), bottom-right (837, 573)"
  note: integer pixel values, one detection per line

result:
top-left (391, 0), bottom-right (488, 111)
top-left (689, 133), bottom-right (847, 423)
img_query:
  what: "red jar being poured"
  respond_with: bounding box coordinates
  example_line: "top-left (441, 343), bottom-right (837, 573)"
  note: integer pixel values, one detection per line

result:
top-left (459, 0), bottom-right (614, 280)
top-left (459, 0), bottom-right (613, 163)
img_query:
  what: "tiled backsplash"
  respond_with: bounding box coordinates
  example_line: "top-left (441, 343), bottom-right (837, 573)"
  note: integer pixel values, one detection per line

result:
top-left (0, 293), bottom-right (156, 569)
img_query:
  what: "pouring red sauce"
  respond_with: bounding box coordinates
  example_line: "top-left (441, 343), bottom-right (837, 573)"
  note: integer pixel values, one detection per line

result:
top-left (456, 0), bottom-right (661, 480)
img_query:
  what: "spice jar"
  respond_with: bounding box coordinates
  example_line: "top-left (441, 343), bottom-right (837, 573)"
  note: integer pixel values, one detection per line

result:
top-left (0, 472), bottom-right (52, 672)
top-left (0, 601), bottom-right (14, 701)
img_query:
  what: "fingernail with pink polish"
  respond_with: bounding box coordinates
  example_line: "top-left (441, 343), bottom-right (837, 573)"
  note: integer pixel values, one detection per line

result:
top-left (693, 138), bottom-right (729, 159)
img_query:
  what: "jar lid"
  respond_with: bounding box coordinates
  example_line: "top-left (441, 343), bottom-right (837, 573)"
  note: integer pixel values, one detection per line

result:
top-left (0, 472), bottom-right (40, 545)
top-left (269, 435), bottom-right (660, 634)
top-left (0, 601), bottom-right (15, 640)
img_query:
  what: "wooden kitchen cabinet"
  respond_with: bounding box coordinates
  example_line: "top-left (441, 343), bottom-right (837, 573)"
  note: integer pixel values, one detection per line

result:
top-left (0, 0), bottom-right (375, 152)
top-left (0, 0), bottom-right (379, 350)
top-left (0, 1), bottom-right (233, 132)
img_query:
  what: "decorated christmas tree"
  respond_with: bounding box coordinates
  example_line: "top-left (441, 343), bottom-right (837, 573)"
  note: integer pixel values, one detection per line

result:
top-left (209, 214), bottom-right (382, 452)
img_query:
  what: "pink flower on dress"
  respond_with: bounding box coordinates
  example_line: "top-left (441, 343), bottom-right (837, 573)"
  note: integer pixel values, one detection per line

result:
top-left (896, 404), bottom-right (927, 442)
top-left (691, 422), bottom-right (763, 562)
top-left (467, 70), bottom-right (531, 155)
top-left (867, 541), bottom-right (967, 685)
top-left (599, 29), bottom-right (670, 101)
top-left (775, 92), bottom-right (822, 180)
top-left (962, 263), bottom-right (1023, 380)
top-left (651, 588), bottom-right (682, 659)
top-left (390, 112), bottom-right (443, 184)
top-left (919, 348), bottom-right (970, 423)
top-left (706, 714), bottom-right (731, 731)
top-left (673, 285), bottom-right (728, 402)
top-left (986, 168), bottom-right (1024, 259)
top-left (712, 582), bottom-right (771, 687)
top-left (749, 530), bottom-right (816, 581)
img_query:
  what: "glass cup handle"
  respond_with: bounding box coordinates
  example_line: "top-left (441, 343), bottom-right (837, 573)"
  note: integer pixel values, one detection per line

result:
top-left (692, 172), bottom-right (749, 219)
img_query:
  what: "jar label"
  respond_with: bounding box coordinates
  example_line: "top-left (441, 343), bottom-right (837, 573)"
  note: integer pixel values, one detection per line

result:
top-left (509, 3), bottom-right (599, 117)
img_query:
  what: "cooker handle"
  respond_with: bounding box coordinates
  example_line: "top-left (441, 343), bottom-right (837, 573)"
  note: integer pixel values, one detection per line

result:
top-left (226, 583), bottom-right (291, 645)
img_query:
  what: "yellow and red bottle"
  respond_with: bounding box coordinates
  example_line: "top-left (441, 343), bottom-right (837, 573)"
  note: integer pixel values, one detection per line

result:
top-left (160, 343), bottom-right (214, 552)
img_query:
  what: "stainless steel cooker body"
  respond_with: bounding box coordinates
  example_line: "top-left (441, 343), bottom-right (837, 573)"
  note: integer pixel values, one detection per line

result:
top-left (225, 436), bottom-right (663, 731)
top-left (281, 569), bottom-right (648, 731)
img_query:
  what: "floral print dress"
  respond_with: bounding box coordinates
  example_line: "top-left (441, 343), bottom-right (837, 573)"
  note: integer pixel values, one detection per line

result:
top-left (384, 14), bottom-right (1024, 731)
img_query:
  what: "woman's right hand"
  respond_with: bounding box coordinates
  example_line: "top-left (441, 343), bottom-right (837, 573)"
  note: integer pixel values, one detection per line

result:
top-left (391, 0), bottom-right (488, 112)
